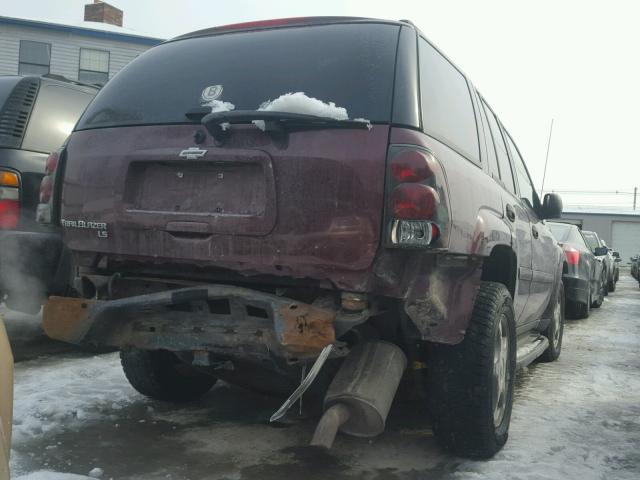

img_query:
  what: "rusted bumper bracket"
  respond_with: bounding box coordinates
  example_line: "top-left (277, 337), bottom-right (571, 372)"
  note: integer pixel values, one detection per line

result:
top-left (43, 285), bottom-right (340, 361)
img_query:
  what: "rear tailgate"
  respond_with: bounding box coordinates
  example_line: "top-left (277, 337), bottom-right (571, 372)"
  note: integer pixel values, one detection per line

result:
top-left (61, 21), bottom-right (401, 284)
top-left (61, 124), bottom-right (389, 275)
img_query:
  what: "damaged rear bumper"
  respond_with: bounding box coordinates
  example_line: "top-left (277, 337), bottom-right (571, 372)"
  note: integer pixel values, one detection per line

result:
top-left (43, 285), bottom-right (363, 362)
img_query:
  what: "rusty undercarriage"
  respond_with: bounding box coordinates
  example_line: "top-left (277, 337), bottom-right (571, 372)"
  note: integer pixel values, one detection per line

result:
top-left (42, 284), bottom-right (373, 363)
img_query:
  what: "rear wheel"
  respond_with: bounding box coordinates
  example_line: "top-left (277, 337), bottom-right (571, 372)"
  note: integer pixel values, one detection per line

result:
top-left (121, 348), bottom-right (216, 402)
top-left (568, 284), bottom-right (590, 319)
top-left (539, 283), bottom-right (564, 362)
top-left (427, 282), bottom-right (516, 459)
top-left (608, 276), bottom-right (616, 292)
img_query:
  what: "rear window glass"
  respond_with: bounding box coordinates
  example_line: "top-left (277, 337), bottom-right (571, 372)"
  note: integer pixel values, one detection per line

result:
top-left (77, 23), bottom-right (400, 130)
top-left (549, 223), bottom-right (589, 250)
top-left (582, 232), bottom-right (599, 251)
top-left (548, 223), bottom-right (572, 242)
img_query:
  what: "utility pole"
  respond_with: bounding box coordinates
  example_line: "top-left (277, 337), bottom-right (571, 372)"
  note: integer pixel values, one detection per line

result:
top-left (540, 119), bottom-right (554, 198)
top-left (634, 187), bottom-right (637, 210)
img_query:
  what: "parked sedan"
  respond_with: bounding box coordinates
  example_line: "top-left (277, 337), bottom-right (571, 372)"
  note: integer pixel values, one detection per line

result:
top-left (548, 222), bottom-right (607, 318)
top-left (0, 315), bottom-right (12, 479)
top-left (582, 230), bottom-right (617, 293)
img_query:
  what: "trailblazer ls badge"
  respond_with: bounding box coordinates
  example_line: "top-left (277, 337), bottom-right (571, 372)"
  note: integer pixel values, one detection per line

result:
top-left (61, 218), bottom-right (108, 238)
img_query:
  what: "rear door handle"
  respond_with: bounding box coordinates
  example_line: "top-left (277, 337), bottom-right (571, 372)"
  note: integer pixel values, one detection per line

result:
top-left (532, 225), bottom-right (539, 239)
top-left (505, 204), bottom-right (516, 222)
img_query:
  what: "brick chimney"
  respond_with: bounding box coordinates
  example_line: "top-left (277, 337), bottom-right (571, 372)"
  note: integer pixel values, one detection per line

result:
top-left (84, 0), bottom-right (123, 27)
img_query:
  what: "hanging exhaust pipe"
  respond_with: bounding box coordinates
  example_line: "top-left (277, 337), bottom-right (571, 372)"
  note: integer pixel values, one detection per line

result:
top-left (310, 341), bottom-right (407, 448)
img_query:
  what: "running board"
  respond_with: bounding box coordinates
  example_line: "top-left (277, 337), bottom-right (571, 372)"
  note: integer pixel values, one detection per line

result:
top-left (516, 334), bottom-right (549, 369)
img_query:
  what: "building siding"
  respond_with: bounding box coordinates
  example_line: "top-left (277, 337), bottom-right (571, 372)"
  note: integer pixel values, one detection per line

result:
top-left (0, 23), bottom-right (156, 81)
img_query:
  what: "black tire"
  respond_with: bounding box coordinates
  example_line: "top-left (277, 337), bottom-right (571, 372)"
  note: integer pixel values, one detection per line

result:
top-left (121, 348), bottom-right (216, 402)
top-left (427, 282), bottom-right (516, 459)
top-left (539, 283), bottom-right (564, 362)
top-left (570, 301), bottom-right (589, 319)
top-left (608, 277), bottom-right (616, 292)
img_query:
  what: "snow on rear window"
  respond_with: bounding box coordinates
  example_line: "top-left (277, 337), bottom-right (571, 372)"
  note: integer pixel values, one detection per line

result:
top-left (202, 99), bottom-right (235, 113)
top-left (258, 92), bottom-right (348, 120)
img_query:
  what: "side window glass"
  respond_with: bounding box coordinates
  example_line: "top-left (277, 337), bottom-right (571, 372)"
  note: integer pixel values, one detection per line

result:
top-left (575, 231), bottom-right (590, 251)
top-left (418, 39), bottom-right (480, 163)
top-left (504, 131), bottom-right (536, 209)
top-left (477, 96), bottom-right (500, 181)
top-left (481, 100), bottom-right (516, 194)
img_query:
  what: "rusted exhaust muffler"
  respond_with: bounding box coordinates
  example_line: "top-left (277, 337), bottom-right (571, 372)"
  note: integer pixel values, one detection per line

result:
top-left (310, 341), bottom-right (407, 448)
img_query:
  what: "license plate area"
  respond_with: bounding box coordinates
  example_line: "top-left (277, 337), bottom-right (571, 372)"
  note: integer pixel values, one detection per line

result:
top-left (124, 161), bottom-right (265, 215)
top-left (120, 151), bottom-right (276, 236)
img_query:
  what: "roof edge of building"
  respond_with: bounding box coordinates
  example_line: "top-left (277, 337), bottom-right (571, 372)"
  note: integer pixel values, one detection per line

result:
top-left (0, 15), bottom-right (164, 46)
top-left (563, 210), bottom-right (640, 217)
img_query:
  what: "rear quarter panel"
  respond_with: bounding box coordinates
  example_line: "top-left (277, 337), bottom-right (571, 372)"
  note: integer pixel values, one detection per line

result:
top-left (387, 128), bottom-right (514, 344)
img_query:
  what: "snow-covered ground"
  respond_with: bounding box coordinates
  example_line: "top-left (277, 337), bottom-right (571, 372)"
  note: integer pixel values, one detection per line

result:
top-left (7, 277), bottom-right (640, 479)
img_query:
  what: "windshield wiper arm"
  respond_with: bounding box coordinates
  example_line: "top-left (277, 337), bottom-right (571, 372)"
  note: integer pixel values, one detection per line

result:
top-left (201, 110), bottom-right (370, 138)
top-left (185, 106), bottom-right (212, 123)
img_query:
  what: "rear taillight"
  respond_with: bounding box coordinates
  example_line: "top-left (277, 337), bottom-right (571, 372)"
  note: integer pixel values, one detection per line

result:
top-left (37, 151), bottom-right (61, 224)
top-left (45, 151), bottom-right (59, 175)
top-left (39, 174), bottom-right (53, 203)
top-left (215, 17), bottom-right (309, 31)
top-left (390, 184), bottom-right (439, 219)
top-left (386, 147), bottom-right (449, 249)
top-left (390, 150), bottom-right (434, 182)
top-left (0, 169), bottom-right (20, 229)
top-left (562, 245), bottom-right (580, 265)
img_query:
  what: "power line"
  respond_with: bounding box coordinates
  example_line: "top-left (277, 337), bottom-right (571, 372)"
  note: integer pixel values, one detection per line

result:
top-left (543, 189), bottom-right (636, 195)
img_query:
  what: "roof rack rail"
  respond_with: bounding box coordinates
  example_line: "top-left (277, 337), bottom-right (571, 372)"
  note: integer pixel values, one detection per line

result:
top-left (41, 73), bottom-right (101, 89)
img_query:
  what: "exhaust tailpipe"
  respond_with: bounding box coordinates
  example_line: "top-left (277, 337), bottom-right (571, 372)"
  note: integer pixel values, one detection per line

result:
top-left (310, 341), bottom-right (407, 448)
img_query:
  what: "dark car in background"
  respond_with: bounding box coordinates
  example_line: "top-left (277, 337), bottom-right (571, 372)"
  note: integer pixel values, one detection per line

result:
top-left (0, 75), bottom-right (98, 311)
top-left (582, 230), bottom-right (617, 293)
top-left (631, 255), bottom-right (640, 283)
top-left (1, 17), bottom-right (567, 459)
top-left (548, 222), bottom-right (607, 318)
top-left (602, 240), bottom-right (620, 287)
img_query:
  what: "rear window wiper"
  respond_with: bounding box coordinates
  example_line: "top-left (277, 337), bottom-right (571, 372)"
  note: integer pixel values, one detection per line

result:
top-left (187, 109), bottom-right (371, 142)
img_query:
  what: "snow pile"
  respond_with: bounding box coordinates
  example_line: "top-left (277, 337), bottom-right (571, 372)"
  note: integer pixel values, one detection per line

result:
top-left (87, 467), bottom-right (103, 478)
top-left (11, 353), bottom-right (139, 444)
top-left (14, 471), bottom-right (93, 480)
top-left (258, 92), bottom-right (349, 120)
top-left (200, 99), bottom-right (235, 113)
top-left (252, 92), bottom-right (355, 131)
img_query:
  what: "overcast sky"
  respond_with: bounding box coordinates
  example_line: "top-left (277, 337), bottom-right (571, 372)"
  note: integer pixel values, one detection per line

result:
top-left (3, 0), bottom-right (640, 208)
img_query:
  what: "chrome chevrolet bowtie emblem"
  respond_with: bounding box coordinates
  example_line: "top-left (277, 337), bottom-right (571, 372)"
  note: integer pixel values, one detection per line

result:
top-left (179, 147), bottom-right (207, 160)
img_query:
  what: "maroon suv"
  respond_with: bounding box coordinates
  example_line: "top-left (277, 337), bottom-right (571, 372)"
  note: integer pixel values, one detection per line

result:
top-left (1, 17), bottom-right (566, 458)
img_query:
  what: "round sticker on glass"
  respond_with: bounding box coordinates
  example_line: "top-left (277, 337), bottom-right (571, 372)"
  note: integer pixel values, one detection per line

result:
top-left (201, 85), bottom-right (224, 104)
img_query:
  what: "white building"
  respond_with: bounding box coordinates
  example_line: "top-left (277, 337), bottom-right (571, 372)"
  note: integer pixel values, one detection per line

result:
top-left (0, 1), bottom-right (162, 86)
top-left (561, 208), bottom-right (640, 263)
